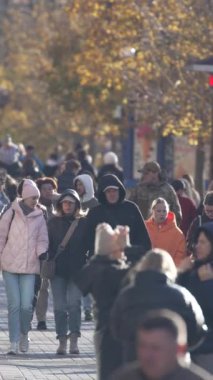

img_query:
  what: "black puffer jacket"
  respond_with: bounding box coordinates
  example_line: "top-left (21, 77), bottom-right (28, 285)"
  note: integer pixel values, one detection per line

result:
top-left (111, 270), bottom-right (205, 362)
top-left (86, 174), bottom-right (151, 255)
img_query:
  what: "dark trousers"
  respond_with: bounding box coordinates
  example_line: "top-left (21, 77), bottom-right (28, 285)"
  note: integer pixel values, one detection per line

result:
top-left (94, 326), bottom-right (123, 380)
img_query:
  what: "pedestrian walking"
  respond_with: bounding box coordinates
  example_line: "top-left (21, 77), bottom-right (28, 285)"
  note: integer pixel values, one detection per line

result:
top-left (111, 248), bottom-right (205, 364)
top-left (171, 179), bottom-right (197, 236)
top-left (86, 174), bottom-right (151, 255)
top-left (47, 189), bottom-right (88, 355)
top-left (97, 151), bottom-right (124, 183)
top-left (145, 197), bottom-right (186, 266)
top-left (34, 177), bottom-right (59, 331)
top-left (74, 173), bottom-right (99, 321)
top-left (179, 222), bottom-right (213, 373)
top-left (187, 191), bottom-right (213, 254)
top-left (129, 161), bottom-right (182, 225)
top-left (74, 173), bottom-right (98, 212)
top-left (57, 159), bottom-right (81, 193)
top-left (0, 179), bottom-right (48, 354)
top-left (76, 223), bottom-right (130, 380)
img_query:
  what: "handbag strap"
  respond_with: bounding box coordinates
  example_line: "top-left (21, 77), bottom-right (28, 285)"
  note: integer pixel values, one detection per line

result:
top-left (54, 219), bottom-right (79, 260)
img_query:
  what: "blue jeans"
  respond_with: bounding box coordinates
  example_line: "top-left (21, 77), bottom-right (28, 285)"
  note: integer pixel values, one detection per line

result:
top-left (51, 276), bottom-right (82, 337)
top-left (2, 271), bottom-right (35, 343)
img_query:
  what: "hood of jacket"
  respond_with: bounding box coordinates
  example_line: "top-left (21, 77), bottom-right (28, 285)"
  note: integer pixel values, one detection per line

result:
top-left (74, 174), bottom-right (95, 203)
top-left (97, 174), bottom-right (126, 205)
top-left (56, 189), bottom-right (81, 210)
top-left (146, 211), bottom-right (177, 232)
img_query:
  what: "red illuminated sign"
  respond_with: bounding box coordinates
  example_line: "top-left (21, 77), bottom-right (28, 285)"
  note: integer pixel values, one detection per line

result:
top-left (209, 75), bottom-right (213, 87)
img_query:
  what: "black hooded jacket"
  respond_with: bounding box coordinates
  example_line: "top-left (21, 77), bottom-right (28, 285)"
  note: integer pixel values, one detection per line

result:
top-left (47, 190), bottom-right (88, 279)
top-left (86, 174), bottom-right (151, 255)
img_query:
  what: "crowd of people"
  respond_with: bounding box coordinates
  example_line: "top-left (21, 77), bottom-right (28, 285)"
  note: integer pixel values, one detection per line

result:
top-left (0, 135), bottom-right (213, 379)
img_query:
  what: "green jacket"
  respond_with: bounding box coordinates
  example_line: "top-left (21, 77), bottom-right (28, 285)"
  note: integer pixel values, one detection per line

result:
top-left (129, 180), bottom-right (182, 225)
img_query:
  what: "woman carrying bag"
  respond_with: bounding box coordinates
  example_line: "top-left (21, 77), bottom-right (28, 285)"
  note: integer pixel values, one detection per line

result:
top-left (47, 189), bottom-right (88, 355)
top-left (0, 179), bottom-right (48, 355)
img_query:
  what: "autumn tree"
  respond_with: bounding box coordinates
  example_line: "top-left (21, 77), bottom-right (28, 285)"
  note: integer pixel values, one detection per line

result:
top-left (0, 0), bottom-right (212, 157)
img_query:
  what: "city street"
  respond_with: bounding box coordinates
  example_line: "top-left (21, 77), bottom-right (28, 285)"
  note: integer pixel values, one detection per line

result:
top-left (0, 275), bottom-right (96, 380)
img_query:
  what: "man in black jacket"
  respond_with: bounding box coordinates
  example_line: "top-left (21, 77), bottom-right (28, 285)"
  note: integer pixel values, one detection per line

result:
top-left (86, 174), bottom-right (151, 256)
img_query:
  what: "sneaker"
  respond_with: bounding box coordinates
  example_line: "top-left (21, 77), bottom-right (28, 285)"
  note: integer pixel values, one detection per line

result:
top-left (84, 310), bottom-right (93, 322)
top-left (37, 321), bottom-right (47, 331)
top-left (7, 342), bottom-right (18, 355)
top-left (19, 334), bottom-right (29, 353)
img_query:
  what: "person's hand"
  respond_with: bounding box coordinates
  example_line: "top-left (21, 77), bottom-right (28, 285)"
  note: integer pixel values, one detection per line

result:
top-left (198, 264), bottom-right (213, 281)
top-left (178, 256), bottom-right (194, 272)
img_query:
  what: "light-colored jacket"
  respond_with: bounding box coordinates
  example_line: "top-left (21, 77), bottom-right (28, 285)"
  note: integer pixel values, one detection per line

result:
top-left (0, 199), bottom-right (49, 274)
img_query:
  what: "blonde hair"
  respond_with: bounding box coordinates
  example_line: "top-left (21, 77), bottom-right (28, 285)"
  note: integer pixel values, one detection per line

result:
top-left (135, 248), bottom-right (177, 282)
top-left (151, 197), bottom-right (169, 211)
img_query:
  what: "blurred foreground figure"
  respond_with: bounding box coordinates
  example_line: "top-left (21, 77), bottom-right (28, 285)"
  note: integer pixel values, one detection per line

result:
top-left (110, 310), bottom-right (211, 380)
top-left (76, 223), bottom-right (130, 380)
top-left (111, 249), bottom-right (205, 363)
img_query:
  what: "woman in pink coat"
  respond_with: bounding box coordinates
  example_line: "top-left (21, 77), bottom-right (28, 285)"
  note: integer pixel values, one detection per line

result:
top-left (0, 179), bottom-right (49, 355)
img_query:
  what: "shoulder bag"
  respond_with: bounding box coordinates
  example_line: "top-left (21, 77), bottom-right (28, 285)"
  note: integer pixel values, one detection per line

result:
top-left (41, 219), bottom-right (79, 279)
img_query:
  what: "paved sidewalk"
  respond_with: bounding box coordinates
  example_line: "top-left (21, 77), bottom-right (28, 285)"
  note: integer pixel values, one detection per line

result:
top-left (0, 275), bottom-right (96, 379)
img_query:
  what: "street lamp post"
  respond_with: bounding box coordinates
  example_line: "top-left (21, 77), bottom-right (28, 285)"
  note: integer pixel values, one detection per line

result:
top-left (187, 57), bottom-right (213, 180)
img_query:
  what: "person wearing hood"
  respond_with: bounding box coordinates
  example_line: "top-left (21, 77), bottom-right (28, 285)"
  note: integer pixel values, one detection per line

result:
top-left (74, 173), bottom-right (98, 321)
top-left (178, 222), bottom-right (213, 372)
top-left (86, 174), bottom-right (151, 256)
top-left (76, 223), bottom-right (130, 380)
top-left (97, 151), bottom-right (124, 183)
top-left (74, 173), bottom-right (98, 212)
top-left (145, 197), bottom-right (186, 266)
top-left (47, 189), bottom-right (88, 356)
top-left (0, 179), bottom-right (48, 355)
top-left (34, 177), bottom-right (60, 331)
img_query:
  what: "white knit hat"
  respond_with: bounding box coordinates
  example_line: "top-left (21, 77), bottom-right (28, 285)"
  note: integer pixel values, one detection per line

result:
top-left (103, 152), bottom-right (118, 165)
top-left (22, 179), bottom-right (40, 200)
top-left (95, 223), bottom-right (129, 256)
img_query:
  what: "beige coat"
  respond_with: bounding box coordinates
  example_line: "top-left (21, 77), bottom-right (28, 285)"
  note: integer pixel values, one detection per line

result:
top-left (0, 199), bottom-right (49, 274)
